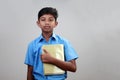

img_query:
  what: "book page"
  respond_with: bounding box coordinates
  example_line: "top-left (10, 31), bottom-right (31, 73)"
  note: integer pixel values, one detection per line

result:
top-left (42, 44), bottom-right (65, 75)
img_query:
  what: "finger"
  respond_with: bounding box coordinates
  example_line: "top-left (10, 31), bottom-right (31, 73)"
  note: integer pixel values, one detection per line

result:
top-left (43, 49), bottom-right (48, 54)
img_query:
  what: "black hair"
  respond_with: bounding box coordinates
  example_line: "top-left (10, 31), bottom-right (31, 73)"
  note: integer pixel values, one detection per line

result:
top-left (38, 7), bottom-right (58, 21)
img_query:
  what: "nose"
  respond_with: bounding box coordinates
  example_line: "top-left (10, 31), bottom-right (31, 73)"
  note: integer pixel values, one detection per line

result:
top-left (45, 21), bottom-right (50, 25)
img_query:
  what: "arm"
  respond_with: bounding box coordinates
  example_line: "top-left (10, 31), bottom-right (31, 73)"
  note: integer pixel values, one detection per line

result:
top-left (41, 49), bottom-right (77, 72)
top-left (51, 58), bottom-right (76, 72)
top-left (27, 65), bottom-right (34, 80)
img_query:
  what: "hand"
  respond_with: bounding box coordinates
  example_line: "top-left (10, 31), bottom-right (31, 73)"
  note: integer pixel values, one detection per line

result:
top-left (41, 49), bottom-right (54, 63)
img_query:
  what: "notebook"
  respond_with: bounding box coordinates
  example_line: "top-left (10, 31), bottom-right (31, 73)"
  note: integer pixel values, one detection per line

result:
top-left (42, 44), bottom-right (65, 75)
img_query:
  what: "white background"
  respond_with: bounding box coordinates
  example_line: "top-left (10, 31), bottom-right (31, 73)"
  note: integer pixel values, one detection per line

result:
top-left (0, 0), bottom-right (120, 80)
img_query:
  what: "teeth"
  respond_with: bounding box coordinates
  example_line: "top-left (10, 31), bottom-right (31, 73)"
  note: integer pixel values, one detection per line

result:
top-left (44, 26), bottom-right (50, 28)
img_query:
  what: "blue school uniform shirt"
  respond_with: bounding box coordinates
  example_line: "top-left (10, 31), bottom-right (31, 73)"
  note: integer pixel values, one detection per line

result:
top-left (24, 33), bottom-right (78, 80)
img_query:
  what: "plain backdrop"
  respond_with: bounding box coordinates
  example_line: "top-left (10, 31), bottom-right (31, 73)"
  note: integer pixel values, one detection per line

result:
top-left (0, 0), bottom-right (120, 80)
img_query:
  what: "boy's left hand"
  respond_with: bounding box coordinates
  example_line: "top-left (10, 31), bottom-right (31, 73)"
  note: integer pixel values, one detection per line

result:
top-left (41, 49), bottom-right (54, 64)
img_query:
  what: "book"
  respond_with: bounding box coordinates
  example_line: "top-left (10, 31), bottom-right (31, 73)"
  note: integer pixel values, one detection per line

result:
top-left (42, 44), bottom-right (65, 75)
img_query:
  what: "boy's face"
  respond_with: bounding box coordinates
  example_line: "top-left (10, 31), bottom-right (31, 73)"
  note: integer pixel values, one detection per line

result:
top-left (37, 14), bottom-right (58, 33)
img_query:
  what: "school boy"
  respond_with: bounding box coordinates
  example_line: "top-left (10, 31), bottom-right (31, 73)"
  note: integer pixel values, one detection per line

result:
top-left (24, 7), bottom-right (78, 80)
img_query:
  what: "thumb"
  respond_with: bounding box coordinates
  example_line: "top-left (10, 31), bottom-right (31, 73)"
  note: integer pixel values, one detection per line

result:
top-left (43, 49), bottom-right (48, 54)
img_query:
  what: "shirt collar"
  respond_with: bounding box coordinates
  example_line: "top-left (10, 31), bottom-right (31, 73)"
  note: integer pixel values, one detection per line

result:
top-left (39, 33), bottom-right (57, 42)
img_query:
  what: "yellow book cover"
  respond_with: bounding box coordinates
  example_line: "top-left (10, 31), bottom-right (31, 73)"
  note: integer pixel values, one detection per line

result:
top-left (42, 44), bottom-right (65, 75)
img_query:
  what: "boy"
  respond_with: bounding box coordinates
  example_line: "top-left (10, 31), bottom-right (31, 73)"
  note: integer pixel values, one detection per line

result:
top-left (24, 7), bottom-right (78, 80)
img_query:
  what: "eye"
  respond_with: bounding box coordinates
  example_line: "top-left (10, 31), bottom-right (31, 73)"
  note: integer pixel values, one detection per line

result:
top-left (49, 18), bottom-right (54, 22)
top-left (40, 18), bottom-right (45, 21)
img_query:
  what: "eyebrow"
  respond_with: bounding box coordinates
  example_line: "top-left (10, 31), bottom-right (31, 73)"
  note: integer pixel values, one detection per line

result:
top-left (40, 17), bottom-right (55, 21)
top-left (40, 16), bottom-right (54, 18)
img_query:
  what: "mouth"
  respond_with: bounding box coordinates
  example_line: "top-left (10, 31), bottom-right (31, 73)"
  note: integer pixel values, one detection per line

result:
top-left (44, 26), bottom-right (50, 30)
top-left (44, 26), bottom-right (50, 29)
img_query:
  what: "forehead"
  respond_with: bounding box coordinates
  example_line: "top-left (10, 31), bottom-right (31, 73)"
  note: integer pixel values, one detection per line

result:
top-left (40, 14), bottom-right (54, 19)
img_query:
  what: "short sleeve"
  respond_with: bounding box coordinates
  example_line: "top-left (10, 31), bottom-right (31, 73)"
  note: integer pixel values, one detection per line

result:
top-left (64, 40), bottom-right (78, 61)
top-left (24, 42), bottom-right (34, 66)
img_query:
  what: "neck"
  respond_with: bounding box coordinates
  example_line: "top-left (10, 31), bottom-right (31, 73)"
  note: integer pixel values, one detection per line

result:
top-left (42, 32), bottom-right (53, 41)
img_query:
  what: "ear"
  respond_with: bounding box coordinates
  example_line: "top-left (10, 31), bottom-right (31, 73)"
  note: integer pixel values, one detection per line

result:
top-left (54, 21), bottom-right (58, 28)
top-left (36, 21), bottom-right (41, 28)
top-left (36, 20), bottom-right (39, 26)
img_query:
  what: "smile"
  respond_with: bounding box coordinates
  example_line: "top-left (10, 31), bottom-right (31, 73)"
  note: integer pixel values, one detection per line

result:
top-left (44, 26), bottom-right (50, 29)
